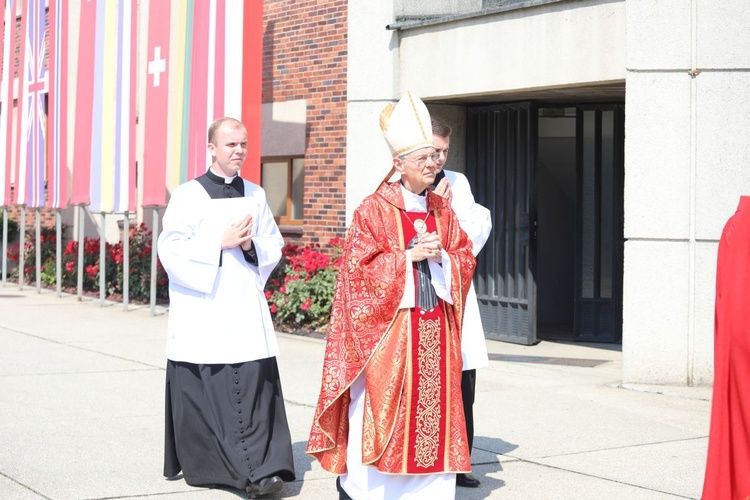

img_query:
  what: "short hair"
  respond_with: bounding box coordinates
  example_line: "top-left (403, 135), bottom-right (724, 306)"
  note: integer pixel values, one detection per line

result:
top-left (431, 116), bottom-right (452, 138)
top-left (208, 117), bottom-right (244, 144)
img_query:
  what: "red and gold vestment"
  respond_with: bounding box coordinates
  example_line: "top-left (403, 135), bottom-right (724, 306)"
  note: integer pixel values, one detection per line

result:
top-left (307, 181), bottom-right (476, 475)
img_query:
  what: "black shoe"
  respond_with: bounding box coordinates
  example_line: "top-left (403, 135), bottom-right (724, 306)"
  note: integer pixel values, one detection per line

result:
top-left (246, 475), bottom-right (284, 498)
top-left (457, 473), bottom-right (481, 488)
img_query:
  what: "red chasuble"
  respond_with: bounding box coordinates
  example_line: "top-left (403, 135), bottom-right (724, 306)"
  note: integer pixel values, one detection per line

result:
top-left (701, 196), bottom-right (750, 500)
top-left (307, 181), bottom-right (476, 475)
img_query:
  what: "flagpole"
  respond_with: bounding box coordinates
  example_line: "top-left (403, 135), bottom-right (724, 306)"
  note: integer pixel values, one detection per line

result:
top-left (99, 212), bottom-right (105, 306)
top-left (56, 209), bottom-right (62, 297)
top-left (123, 213), bottom-right (129, 311)
top-left (2, 207), bottom-right (7, 287)
top-left (150, 207), bottom-right (159, 316)
top-left (77, 205), bottom-right (85, 300)
top-left (19, 207), bottom-right (25, 290)
top-left (35, 209), bottom-right (41, 292)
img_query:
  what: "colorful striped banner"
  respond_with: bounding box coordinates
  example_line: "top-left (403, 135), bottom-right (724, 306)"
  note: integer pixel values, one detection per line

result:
top-left (0, 0), bottom-right (13, 206)
top-left (47, 0), bottom-right (69, 209)
top-left (14, 0), bottom-right (47, 208)
top-left (142, 0), bottom-right (253, 205)
top-left (89, 0), bottom-right (136, 213)
top-left (70, 0), bottom-right (98, 206)
top-left (71, 0), bottom-right (136, 213)
top-left (185, 0), bottom-right (210, 183)
top-left (0, 0), bottom-right (5, 100)
top-left (0, 0), bottom-right (5, 207)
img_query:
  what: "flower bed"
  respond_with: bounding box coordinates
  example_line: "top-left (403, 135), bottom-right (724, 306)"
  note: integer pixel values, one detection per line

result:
top-left (9, 226), bottom-right (344, 334)
top-left (265, 237), bottom-right (343, 334)
top-left (8, 223), bottom-right (169, 304)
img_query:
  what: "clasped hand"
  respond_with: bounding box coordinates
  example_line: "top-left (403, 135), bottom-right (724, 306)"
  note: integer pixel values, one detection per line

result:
top-left (412, 232), bottom-right (442, 263)
top-left (432, 177), bottom-right (453, 204)
top-left (222, 213), bottom-right (254, 251)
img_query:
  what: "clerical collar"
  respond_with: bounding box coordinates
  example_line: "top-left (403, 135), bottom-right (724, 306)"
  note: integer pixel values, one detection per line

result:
top-left (400, 184), bottom-right (428, 213)
top-left (206, 168), bottom-right (238, 185)
top-left (399, 178), bottom-right (428, 197)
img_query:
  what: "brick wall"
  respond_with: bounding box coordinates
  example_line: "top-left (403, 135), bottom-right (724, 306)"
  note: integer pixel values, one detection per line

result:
top-left (263, 0), bottom-right (348, 248)
top-left (3, 187), bottom-right (57, 231)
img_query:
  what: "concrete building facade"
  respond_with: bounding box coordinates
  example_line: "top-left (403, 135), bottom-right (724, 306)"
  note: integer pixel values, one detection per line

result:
top-left (346, 0), bottom-right (750, 385)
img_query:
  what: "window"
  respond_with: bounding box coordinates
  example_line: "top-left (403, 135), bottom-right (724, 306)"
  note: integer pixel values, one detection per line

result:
top-left (261, 157), bottom-right (304, 226)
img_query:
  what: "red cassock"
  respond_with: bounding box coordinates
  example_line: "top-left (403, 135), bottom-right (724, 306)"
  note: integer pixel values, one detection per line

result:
top-left (307, 181), bottom-right (476, 475)
top-left (702, 196), bottom-right (750, 500)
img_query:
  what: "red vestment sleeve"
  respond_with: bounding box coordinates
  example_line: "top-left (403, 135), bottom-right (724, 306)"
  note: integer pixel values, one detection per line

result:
top-left (701, 196), bottom-right (750, 500)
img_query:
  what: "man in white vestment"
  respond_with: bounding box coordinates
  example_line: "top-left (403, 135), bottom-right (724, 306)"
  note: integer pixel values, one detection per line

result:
top-left (158, 117), bottom-right (295, 499)
top-left (431, 116), bottom-right (492, 488)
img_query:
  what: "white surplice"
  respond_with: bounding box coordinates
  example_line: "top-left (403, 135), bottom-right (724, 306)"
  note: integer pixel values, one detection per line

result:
top-left (158, 179), bottom-right (283, 364)
top-left (442, 170), bottom-right (492, 371)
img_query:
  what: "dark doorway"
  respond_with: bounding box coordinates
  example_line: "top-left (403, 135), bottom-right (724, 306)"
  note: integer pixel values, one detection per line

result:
top-left (537, 107), bottom-right (577, 341)
top-left (466, 102), bottom-right (537, 346)
top-left (536, 104), bottom-right (624, 343)
top-left (573, 105), bottom-right (624, 343)
top-left (467, 102), bottom-right (624, 345)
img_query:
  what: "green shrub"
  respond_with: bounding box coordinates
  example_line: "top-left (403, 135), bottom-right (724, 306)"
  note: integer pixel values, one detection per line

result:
top-left (0, 212), bottom-right (19, 241)
top-left (266, 238), bottom-right (343, 332)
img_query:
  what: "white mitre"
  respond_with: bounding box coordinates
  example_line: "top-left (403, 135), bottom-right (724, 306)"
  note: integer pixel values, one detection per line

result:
top-left (380, 91), bottom-right (434, 158)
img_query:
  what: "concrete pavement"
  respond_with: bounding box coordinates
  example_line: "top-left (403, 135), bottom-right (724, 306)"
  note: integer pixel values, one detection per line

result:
top-left (0, 287), bottom-right (712, 499)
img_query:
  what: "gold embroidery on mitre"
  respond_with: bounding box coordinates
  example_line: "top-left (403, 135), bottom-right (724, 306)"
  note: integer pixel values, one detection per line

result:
top-left (379, 103), bottom-right (395, 134)
top-left (414, 316), bottom-right (441, 468)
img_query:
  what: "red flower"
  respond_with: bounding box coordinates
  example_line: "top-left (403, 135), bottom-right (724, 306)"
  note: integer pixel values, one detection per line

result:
top-left (265, 290), bottom-right (272, 300)
top-left (65, 240), bottom-right (77, 255)
top-left (85, 264), bottom-right (99, 279)
top-left (301, 297), bottom-right (312, 311)
top-left (270, 304), bottom-right (277, 314)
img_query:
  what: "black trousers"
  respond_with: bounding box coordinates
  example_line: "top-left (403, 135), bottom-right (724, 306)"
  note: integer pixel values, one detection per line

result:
top-left (461, 368), bottom-right (477, 452)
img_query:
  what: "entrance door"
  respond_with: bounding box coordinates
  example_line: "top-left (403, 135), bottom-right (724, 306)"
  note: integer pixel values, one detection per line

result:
top-left (574, 105), bottom-right (624, 342)
top-left (466, 102), bottom-right (537, 345)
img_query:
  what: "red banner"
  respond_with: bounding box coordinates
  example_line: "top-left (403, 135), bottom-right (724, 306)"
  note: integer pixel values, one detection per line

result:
top-left (0, 0), bottom-right (12, 207)
top-left (70, 0), bottom-right (98, 206)
top-left (241, 0), bottom-right (263, 184)
top-left (141, 0), bottom-right (171, 207)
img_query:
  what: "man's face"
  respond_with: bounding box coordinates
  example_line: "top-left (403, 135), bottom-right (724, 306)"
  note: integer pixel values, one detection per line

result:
top-left (433, 134), bottom-right (450, 172)
top-left (207, 123), bottom-right (248, 177)
top-left (395, 147), bottom-right (439, 193)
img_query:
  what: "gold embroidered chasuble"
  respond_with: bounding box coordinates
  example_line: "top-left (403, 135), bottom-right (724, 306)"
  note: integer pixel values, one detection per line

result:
top-left (307, 181), bottom-right (476, 475)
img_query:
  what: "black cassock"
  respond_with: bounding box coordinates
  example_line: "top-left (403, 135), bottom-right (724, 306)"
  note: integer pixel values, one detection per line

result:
top-left (163, 169), bottom-right (295, 489)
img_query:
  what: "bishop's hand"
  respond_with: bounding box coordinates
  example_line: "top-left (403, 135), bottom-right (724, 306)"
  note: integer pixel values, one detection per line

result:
top-left (408, 232), bottom-right (442, 263)
top-left (421, 232), bottom-right (443, 262)
top-left (222, 213), bottom-right (254, 250)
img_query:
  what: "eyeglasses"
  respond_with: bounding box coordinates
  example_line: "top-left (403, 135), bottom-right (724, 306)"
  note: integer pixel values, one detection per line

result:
top-left (401, 152), bottom-right (439, 167)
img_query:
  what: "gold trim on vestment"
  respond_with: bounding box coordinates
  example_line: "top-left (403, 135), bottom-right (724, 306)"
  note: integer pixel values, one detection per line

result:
top-left (414, 315), bottom-right (442, 468)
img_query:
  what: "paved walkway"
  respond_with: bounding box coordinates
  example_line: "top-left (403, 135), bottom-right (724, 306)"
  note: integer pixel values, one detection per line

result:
top-left (0, 287), bottom-right (711, 499)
